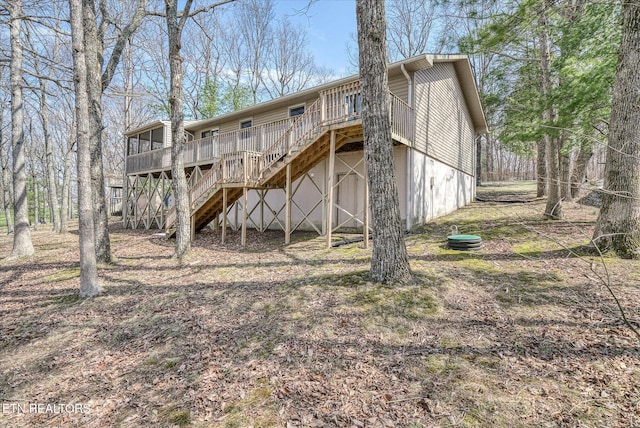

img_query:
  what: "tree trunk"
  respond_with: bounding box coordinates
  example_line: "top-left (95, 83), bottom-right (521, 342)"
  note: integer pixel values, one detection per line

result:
top-left (39, 80), bottom-right (62, 233)
top-left (1, 168), bottom-right (12, 234)
top-left (32, 174), bottom-right (39, 231)
top-left (70, 0), bottom-right (101, 296)
top-left (592, 2), bottom-right (640, 259)
top-left (356, 0), bottom-right (411, 284)
top-left (538, 142), bottom-right (549, 199)
top-left (570, 139), bottom-right (593, 199)
top-left (61, 137), bottom-right (73, 232)
top-left (539, 1), bottom-right (563, 219)
top-left (83, 0), bottom-right (111, 263)
top-left (166, 0), bottom-right (193, 258)
top-left (0, 102), bottom-right (13, 234)
top-left (560, 141), bottom-right (572, 201)
top-left (8, 0), bottom-right (35, 258)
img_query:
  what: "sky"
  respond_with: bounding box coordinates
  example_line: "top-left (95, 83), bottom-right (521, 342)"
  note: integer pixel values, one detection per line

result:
top-left (272, 0), bottom-right (358, 77)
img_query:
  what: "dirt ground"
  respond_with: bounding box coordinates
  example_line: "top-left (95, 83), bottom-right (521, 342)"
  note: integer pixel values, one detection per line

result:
top-left (0, 181), bottom-right (638, 427)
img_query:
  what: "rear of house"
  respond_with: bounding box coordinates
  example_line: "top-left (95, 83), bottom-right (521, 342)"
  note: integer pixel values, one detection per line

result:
top-left (122, 54), bottom-right (487, 245)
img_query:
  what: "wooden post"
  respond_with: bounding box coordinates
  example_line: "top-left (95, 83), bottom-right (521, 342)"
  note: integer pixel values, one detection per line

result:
top-left (260, 189), bottom-right (265, 232)
top-left (190, 214), bottom-right (195, 241)
top-left (241, 187), bottom-right (248, 247)
top-left (326, 130), bottom-right (336, 248)
top-left (243, 151), bottom-right (248, 185)
top-left (321, 159), bottom-right (327, 235)
top-left (221, 187), bottom-right (227, 244)
top-left (285, 164), bottom-right (291, 245)
top-left (363, 153), bottom-right (369, 249)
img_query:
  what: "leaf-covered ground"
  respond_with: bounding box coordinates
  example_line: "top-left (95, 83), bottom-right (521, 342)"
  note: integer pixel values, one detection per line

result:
top-left (1, 181), bottom-right (639, 427)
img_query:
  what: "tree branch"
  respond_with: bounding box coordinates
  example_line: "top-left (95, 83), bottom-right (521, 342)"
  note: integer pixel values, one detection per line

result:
top-left (101, 0), bottom-right (149, 90)
top-left (187, 0), bottom-right (236, 18)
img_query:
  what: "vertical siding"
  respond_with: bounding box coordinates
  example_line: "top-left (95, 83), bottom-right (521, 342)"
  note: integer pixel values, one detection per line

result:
top-left (414, 63), bottom-right (475, 176)
top-left (164, 122), bottom-right (172, 148)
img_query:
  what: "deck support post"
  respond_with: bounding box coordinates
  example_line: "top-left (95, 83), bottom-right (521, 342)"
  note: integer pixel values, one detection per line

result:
top-left (260, 190), bottom-right (265, 232)
top-left (285, 164), bottom-right (291, 244)
top-left (321, 159), bottom-right (327, 235)
top-left (222, 187), bottom-right (227, 244)
top-left (190, 214), bottom-right (195, 241)
top-left (241, 187), bottom-right (248, 247)
top-left (326, 130), bottom-right (336, 248)
top-left (212, 213), bottom-right (218, 232)
top-left (363, 153), bottom-right (369, 249)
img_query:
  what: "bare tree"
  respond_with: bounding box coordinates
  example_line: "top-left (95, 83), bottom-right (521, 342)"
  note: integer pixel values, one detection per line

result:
top-left (163, 0), bottom-right (234, 258)
top-left (27, 37), bottom-right (64, 233)
top-left (386, 0), bottom-right (446, 61)
top-left (0, 98), bottom-right (13, 235)
top-left (8, 0), bottom-right (35, 258)
top-left (237, 0), bottom-right (273, 104)
top-left (263, 16), bottom-right (323, 98)
top-left (592, 1), bottom-right (640, 258)
top-left (81, 0), bottom-right (148, 263)
top-left (69, 0), bottom-right (100, 296)
top-left (356, 0), bottom-right (411, 284)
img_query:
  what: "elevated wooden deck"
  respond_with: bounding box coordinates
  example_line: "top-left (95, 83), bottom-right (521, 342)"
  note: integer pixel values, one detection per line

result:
top-left (125, 81), bottom-right (415, 243)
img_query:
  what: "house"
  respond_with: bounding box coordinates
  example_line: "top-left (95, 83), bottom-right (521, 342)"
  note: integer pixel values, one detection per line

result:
top-left (123, 54), bottom-right (488, 246)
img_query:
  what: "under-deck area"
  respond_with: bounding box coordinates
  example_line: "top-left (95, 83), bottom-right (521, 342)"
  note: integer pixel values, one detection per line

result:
top-left (123, 81), bottom-right (415, 247)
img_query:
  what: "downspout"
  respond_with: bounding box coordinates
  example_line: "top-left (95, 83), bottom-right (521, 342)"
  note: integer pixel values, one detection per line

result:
top-left (401, 63), bottom-right (413, 231)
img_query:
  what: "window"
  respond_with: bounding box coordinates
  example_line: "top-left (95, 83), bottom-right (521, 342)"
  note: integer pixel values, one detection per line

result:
top-left (151, 127), bottom-right (163, 150)
top-left (289, 105), bottom-right (305, 117)
top-left (239, 119), bottom-right (253, 140)
top-left (127, 136), bottom-right (138, 155)
top-left (201, 129), bottom-right (219, 138)
top-left (345, 94), bottom-right (362, 116)
top-left (138, 130), bottom-right (151, 152)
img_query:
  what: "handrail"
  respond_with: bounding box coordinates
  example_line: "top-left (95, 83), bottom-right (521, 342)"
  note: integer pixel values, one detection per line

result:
top-left (390, 93), bottom-right (414, 144)
top-left (163, 80), bottom-right (414, 233)
top-left (131, 118), bottom-right (293, 175)
top-left (257, 98), bottom-right (323, 182)
top-left (165, 205), bottom-right (176, 231)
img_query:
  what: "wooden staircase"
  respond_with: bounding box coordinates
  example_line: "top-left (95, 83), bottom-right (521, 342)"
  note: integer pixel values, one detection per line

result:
top-left (164, 82), bottom-right (414, 239)
top-left (165, 98), bottom-right (335, 238)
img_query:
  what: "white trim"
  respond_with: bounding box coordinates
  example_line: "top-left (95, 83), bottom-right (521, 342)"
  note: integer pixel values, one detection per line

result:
top-left (288, 103), bottom-right (306, 117)
top-left (200, 127), bottom-right (219, 138)
top-left (239, 118), bottom-right (253, 129)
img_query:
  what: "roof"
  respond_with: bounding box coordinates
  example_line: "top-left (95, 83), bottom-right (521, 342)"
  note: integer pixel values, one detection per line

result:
top-left (127, 54), bottom-right (488, 137)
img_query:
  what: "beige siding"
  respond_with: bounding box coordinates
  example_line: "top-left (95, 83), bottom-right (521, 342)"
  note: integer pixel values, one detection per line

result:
top-left (190, 98), bottom-right (319, 137)
top-left (163, 123), bottom-right (172, 148)
top-left (389, 74), bottom-right (409, 103)
top-left (414, 63), bottom-right (475, 175)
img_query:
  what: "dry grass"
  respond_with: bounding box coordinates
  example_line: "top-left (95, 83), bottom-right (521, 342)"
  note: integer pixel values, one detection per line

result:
top-left (0, 180), bottom-right (639, 427)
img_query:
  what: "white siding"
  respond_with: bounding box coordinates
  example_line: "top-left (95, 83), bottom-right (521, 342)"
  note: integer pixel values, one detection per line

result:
top-left (414, 63), bottom-right (475, 176)
top-left (228, 146), bottom-right (408, 232)
top-left (408, 147), bottom-right (474, 228)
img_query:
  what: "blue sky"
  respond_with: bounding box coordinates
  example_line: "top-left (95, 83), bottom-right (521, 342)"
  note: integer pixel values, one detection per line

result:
top-left (273, 0), bottom-right (357, 76)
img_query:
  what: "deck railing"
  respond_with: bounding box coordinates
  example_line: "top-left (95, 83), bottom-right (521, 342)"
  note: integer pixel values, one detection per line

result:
top-left (128, 82), bottom-right (414, 178)
top-left (126, 147), bottom-right (172, 174)
top-left (153, 80), bottom-right (416, 233)
top-left (390, 93), bottom-right (414, 144)
top-left (128, 118), bottom-right (294, 175)
top-left (321, 80), bottom-right (362, 123)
